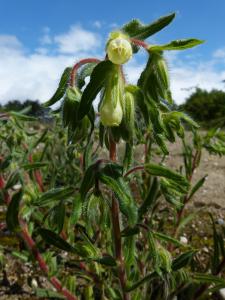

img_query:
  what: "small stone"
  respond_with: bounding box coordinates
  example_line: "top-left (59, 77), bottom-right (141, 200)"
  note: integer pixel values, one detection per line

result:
top-left (218, 218), bottom-right (225, 225)
top-left (203, 247), bottom-right (209, 253)
top-left (220, 288), bottom-right (225, 299)
top-left (12, 184), bottom-right (22, 190)
top-left (180, 236), bottom-right (188, 244)
top-left (31, 278), bottom-right (38, 288)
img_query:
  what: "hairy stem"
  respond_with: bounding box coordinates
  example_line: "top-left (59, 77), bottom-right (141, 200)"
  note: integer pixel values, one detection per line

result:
top-left (130, 38), bottom-right (149, 50)
top-left (70, 58), bottom-right (101, 87)
top-left (124, 165), bottom-right (144, 178)
top-left (109, 138), bottom-right (130, 300)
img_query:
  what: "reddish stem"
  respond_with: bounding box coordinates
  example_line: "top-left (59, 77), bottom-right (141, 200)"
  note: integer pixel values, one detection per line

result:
top-left (124, 165), bottom-right (144, 178)
top-left (109, 139), bottom-right (130, 300)
top-left (130, 38), bottom-right (149, 50)
top-left (70, 58), bottom-right (101, 87)
top-left (28, 154), bottom-right (44, 192)
top-left (0, 222), bottom-right (6, 230)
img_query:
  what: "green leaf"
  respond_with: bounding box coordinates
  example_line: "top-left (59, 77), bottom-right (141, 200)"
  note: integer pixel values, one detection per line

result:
top-left (6, 190), bottom-right (23, 232)
top-left (145, 163), bottom-right (189, 187)
top-left (31, 129), bottom-right (48, 150)
top-left (188, 175), bottom-right (207, 201)
top-left (172, 250), bottom-right (196, 271)
top-left (153, 231), bottom-right (185, 248)
top-left (193, 273), bottom-right (225, 285)
top-left (94, 255), bottom-right (117, 267)
top-left (138, 52), bottom-right (172, 104)
top-left (147, 231), bottom-right (160, 270)
top-left (9, 111), bottom-right (36, 121)
top-left (125, 272), bottom-right (158, 292)
top-left (101, 162), bottom-right (123, 178)
top-left (123, 143), bottom-right (133, 173)
top-left (5, 171), bottom-right (22, 190)
top-left (78, 61), bottom-right (114, 120)
top-left (80, 162), bottom-right (98, 201)
top-left (83, 139), bottom-right (93, 171)
top-left (121, 226), bottom-right (140, 237)
top-left (124, 236), bottom-right (135, 266)
top-left (62, 87), bottom-right (81, 128)
top-left (76, 62), bottom-right (98, 89)
top-left (210, 214), bottom-right (221, 274)
top-left (138, 177), bottom-right (159, 220)
top-left (21, 162), bottom-right (48, 171)
top-left (33, 187), bottom-right (74, 207)
top-left (43, 67), bottom-right (72, 107)
top-left (53, 201), bottom-right (65, 233)
top-left (38, 228), bottom-right (77, 253)
top-left (154, 134), bottom-right (169, 155)
top-left (164, 111), bottom-right (199, 129)
top-left (176, 211), bottom-right (199, 234)
top-left (149, 39), bottom-right (204, 51)
top-left (98, 174), bottom-right (138, 225)
top-left (71, 194), bottom-right (82, 225)
top-left (35, 288), bottom-right (65, 299)
top-left (122, 13), bottom-right (176, 40)
top-left (0, 155), bottom-right (12, 170)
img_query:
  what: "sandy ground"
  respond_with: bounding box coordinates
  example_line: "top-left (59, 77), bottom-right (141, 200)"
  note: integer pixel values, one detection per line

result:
top-left (166, 139), bottom-right (225, 209)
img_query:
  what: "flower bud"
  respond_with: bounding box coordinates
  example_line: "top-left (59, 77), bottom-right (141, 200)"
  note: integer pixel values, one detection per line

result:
top-left (100, 66), bottom-right (124, 127)
top-left (121, 88), bottom-right (135, 141)
top-left (62, 87), bottom-right (81, 127)
top-left (100, 96), bottom-right (123, 127)
top-left (154, 53), bottom-right (170, 92)
top-left (107, 32), bottom-right (132, 65)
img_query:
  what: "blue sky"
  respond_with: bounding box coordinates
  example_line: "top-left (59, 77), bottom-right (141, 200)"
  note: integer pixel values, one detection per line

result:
top-left (0, 0), bottom-right (225, 104)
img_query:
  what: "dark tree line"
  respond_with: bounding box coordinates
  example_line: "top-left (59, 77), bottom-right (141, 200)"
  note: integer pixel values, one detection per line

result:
top-left (1, 89), bottom-right (225, 126)
top-left (0, 100), bottom-right (48, 117)
top-left (180, 88), bottom-right (225, 127)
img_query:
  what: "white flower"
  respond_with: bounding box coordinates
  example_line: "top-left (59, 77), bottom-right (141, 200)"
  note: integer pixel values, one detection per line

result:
top-left (107, 36), bottom-right (132, 65)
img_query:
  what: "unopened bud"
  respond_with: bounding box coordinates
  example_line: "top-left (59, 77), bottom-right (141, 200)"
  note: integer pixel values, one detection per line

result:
top-left (107, 32), bottom-right (132, 65)
top-left (121, 87), bottom-right (135, 141)
top-left (100, 97), bottom-right (123, 127)
top-left (62, 87), bottom-right (81, 127)
top-left (100, 66), bottom-right (124, 127)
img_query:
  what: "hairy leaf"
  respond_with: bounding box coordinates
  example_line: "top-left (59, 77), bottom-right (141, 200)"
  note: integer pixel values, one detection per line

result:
top-left (6, 190), bottom-right (23, 232)
top-left (150, 39), bottom-right (204, 51)
top-left (122, 13), bottom-right (175, 40)
top-left (33, 187), bottom-right (74, 207)
top-left (43, 67), bottom-right (72, 107)
top-left (78, 61), bottom-right (114, 120)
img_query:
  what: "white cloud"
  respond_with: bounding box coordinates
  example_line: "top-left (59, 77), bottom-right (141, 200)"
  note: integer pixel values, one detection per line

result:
top-left (40, 27), bottom-right (52, 45)
top-left (0, 28), bottom-right (225, 105)
top-left (54, 25), bottom-right (101, 54)
top-left (167, 51), bottom-right (225, 103)
top-left (213, 47), bottom-right (225, 59)
top-left (0, 35), bottom-right (23, 56)
top-left (0, 26), bottom-right (102, 104)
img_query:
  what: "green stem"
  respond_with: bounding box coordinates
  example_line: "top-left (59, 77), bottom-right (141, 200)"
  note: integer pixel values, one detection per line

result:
top-left (109, 138), bottom-right (130, 300)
